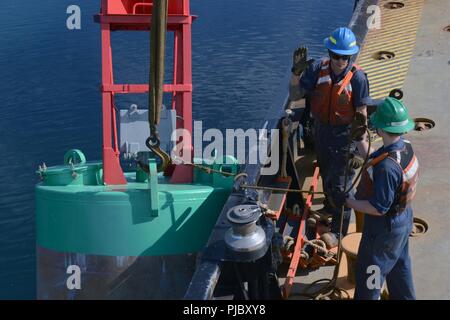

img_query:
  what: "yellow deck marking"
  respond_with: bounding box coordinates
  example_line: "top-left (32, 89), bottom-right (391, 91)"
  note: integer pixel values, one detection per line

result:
top-left (356, 0), bottom-right (424, 99)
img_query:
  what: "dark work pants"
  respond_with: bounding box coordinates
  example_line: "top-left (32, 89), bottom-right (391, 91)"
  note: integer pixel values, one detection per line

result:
top-left (354, 209), bottom-right (416, 300)
top-left (314, 121), bottom-right (354, 236)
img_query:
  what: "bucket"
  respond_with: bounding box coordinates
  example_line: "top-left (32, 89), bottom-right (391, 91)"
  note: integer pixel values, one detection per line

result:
top-left (341, 232), bottom-right (362, 284)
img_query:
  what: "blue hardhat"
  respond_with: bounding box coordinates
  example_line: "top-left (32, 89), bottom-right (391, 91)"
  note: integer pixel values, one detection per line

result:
top-left (323, 27), bottom-right (359, 55)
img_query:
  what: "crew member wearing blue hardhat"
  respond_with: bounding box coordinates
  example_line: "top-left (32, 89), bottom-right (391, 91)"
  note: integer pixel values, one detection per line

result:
top-left (345, 97), bottom-right (418, 300)
top-left (289, 27), bottom-right (370, 248)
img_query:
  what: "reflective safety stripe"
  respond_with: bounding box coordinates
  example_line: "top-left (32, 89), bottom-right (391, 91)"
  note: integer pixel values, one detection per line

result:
top-left (329, 36), bottom-right (337, 44)
top-left (349, 40), bottom-right (356, 47)
top-left (404, 156), bottom-right (419, 181)
top-left (395, 151), bottom-right (401, 164)
top-left (317, 75), bottom-right (331, 84)
top-left (346, 83), bottom-right (353, 92)
top-left (390, 119), bottom-right (410, 126)
top-left (321, 60), bottom-right (330, 70)
top-left (367, 166), bottom-right (374, 181)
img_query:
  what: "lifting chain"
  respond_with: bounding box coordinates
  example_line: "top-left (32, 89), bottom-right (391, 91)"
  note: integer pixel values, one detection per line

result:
top-left (170, 156), bottom-right (237, 177)
top-left (240, 184), bottom-right (325, 195)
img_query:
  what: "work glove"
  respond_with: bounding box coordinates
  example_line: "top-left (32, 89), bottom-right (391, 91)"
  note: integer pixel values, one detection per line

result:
top-left (328, 191), bottom-right (349, 210)
top-left (291, 45), bottom-right (309, 76)
top-left (348, 154), bottom-right (364, 170)
top-left (351, 112), bottom-right (367, 141)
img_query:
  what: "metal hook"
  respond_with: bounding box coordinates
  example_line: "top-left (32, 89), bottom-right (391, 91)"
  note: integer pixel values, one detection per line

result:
top-left (145, 135), bottom-right (171, 172)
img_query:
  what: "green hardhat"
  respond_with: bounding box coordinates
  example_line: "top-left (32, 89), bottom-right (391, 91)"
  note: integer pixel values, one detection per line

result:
top-left (370, 97), bottom-right (415, 134)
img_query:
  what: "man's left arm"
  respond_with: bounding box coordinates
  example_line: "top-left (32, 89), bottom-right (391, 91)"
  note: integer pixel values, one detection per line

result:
top-left (352, 71), bottom-right (371, 157)
top-left (346, 161), bottom-right (402, 216)
top-left (346, 199), bottom-right (383, 216)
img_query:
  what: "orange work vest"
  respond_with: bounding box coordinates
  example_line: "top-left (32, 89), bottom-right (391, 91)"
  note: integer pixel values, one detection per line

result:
top-left (310, 59), bottom-right (362, 125)
top-left (357, 141), bottom-right (419, 214)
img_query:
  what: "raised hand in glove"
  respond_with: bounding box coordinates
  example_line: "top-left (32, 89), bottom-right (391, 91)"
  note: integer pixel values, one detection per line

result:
top-left (351, 111), bottom-right (367, 141)
top-left (292, 45), bottom-right (309, 76)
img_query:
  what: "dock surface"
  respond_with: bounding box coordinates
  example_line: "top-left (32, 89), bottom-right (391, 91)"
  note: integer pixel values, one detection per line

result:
top-left (284, 0), bottom-right (450, 299)
top-left (402, 0), bottom-right (450, 300)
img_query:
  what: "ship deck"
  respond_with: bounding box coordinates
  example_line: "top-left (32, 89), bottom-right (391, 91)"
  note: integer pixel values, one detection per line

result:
top-left (284, 0), bottom-right (450, 299)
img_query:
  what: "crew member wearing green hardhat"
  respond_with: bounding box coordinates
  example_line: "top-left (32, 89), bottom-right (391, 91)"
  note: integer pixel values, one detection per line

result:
top-left (289, 27), bottom-right (370, 248)
top-left (345, 97), bottom-right (418, 300)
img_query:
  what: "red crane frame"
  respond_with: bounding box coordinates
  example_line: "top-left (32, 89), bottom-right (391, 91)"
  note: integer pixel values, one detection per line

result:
top-left (95, 0), bottom-right (194, 184)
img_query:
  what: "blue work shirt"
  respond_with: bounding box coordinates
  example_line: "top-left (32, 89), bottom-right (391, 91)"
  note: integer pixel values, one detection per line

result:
top-left (367, 138), bottom-right (406, 215)
top-left (300, 58), bottom-right (371, 109)
top-left (355, 137), bottom-right (416, 300)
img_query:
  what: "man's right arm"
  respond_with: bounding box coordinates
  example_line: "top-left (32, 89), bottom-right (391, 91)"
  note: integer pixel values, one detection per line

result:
top-left (288, 59), bottom-right (320, 101)
top-left (289, 73), bottom-right (306, 101)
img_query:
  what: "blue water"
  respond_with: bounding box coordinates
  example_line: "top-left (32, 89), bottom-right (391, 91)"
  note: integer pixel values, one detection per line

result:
top-left (0, 0), bottom-right (353, 299)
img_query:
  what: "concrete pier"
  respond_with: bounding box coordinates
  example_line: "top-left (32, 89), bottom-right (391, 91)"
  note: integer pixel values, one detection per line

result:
top-left (402, 0), bottom-right (450, 300)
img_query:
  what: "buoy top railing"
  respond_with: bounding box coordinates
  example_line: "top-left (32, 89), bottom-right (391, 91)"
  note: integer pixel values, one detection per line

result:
top-left (95, 0), bottom-right (194, 185)
top-left (101, 0), bottom-right (189, 16)
top-left (95, 0), bottom-right (193, 32)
